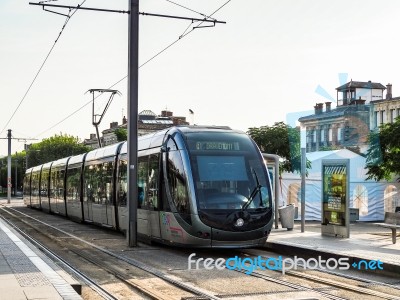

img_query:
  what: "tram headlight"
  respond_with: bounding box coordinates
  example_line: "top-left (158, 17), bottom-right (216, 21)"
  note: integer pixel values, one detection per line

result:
top-left (234, 218), bottom-right (244, 227)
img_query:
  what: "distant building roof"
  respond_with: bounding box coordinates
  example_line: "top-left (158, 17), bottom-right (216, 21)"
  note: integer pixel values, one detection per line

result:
top-left (371, 96), bottom-right (400, 103)
top-left (298, 105), bottom-right (370, 122)
top-left (336, 81), bottom-right (386, 91)
top-left (142, 119), bottom-right (173, 125)
top-left (139, 110), bottom-right (157, 116)
top-left (299, 106), bottom-right (344, 122)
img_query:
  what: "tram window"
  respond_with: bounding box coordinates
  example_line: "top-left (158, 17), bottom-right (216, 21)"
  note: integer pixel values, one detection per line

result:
top-left (58, 169), bottom-right (65, 199)
top-left (50, 169), bottom-right (63, 200)
top-left (148, 154), bottom-right (159, 210)
top-left (102, 161), bottom-right (113, 205)
top-left (83, 160), bottom-right (114, 205)
top-left (40, 170), bottom-right (49, 197)
top-left (167, 150), bottom-right (190, 214)
top-left (66, 166), bottom-right (81, 202)
top-left (83, 165), bottom-right (98, 204)
top-left (117, 159), bottom-right (128, 207)
top-left (23, 174), bottom-right (31, 197)
top-left (50, 170), bottom-right (57, 199)
top-left (137, 156), bottom-right (148, 208)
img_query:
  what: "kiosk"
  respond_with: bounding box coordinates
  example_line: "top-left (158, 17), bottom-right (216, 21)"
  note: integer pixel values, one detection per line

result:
top-left (321, 159), bottom-right (350, 238)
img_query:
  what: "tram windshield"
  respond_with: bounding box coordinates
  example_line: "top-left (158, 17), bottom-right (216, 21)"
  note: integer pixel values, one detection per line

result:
top-left (185, 132), bottom-right (272, 211)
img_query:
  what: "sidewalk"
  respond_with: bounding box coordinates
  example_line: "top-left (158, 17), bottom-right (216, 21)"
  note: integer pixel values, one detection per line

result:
top-left (0, 199), bottom-right (82, 300)
top-left (266, 220), bottom-right (400, 275)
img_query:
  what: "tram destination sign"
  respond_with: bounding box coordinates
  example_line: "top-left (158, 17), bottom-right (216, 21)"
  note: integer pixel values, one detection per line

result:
top-left (195, 141), bottom-right (240, 151)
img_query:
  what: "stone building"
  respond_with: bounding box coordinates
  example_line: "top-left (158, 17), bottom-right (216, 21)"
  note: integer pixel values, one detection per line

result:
top-left (299, 80), bottom-right (387, 153)
top-left (370, 84), bottom-right (400, 129)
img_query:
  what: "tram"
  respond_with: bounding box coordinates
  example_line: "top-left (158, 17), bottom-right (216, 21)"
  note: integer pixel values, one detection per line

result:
top-left (23, 126), bottom-right (274, 248)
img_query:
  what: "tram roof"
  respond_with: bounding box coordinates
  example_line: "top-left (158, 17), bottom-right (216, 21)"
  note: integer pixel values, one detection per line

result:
top-left (120, 126), bottom-right (236, 154)
top-left (68, 153), bottom-right (86, 165)
top-left (85, 142), bottom-right (124, 161)
top-left (41, 161), bottom-right (53, 170)
top-left (31, 165), bottom-right (42, 172)
top-left (51, 156), bottom-right (70, 168)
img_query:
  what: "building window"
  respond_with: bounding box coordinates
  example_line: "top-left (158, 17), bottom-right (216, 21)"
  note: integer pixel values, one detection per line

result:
top-left (380, 110), bottom-right (385, 125)
top-left (374, 111), bottom-right (379, 128)
top-left (312, 130), bottom-right (316, 143)
top-left (320, 129), bottom-right (325, 142)
top-left (390, 109), bottom-right (395, 123)
top-left (337, 127), bottom-right (342, 142)
top-left (328, 128), bottom-right (333, 142)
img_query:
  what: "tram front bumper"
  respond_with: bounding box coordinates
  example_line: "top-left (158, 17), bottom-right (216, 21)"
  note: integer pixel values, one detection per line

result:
top-left (210, 227), bottom-right (270, 248)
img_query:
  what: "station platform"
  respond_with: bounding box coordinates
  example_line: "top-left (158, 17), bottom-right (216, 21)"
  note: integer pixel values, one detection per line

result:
top-left (0, 198), bottom-right (82, 300)
top-left (266, 220), bottom-right (400, 276)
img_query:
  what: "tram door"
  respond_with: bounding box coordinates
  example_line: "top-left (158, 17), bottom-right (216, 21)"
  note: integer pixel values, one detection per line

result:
top-left (83, 164), bottom-right (94, 222)
top-left (148, 154), bottom-right (161, 238)
top-left (137, 154), bottom-right (161, 238)
top-left (83, 159), bottom-right (115, 228)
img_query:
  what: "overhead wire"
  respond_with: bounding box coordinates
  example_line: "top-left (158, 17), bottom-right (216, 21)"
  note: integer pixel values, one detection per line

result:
top-left (0, 0), bottom-right (87, 137)
top-left (32, 0), bottom-right (232, 139)
top-left (164, 0), bottom-right (216, 21)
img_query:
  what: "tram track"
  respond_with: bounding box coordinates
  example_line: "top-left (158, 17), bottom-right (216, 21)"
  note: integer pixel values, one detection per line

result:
top-left (236, 248), bottom-right (400, 300)
top-left (2, 205), bottom-right (400, 300)
top-left (0, 206), bottom-right (220, 300)
top-left (0, 208), bottom-right (119, 300)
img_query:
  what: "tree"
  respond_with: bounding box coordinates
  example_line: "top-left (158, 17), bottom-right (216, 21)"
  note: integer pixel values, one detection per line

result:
top-left (114, 128), bottom-right (127, 142)
top-left (247, 122), bottom-right (310, 174)
top-left (26, 133), bottom-right (90, 168)
top-left (366, 118), bottom-right (400, 181)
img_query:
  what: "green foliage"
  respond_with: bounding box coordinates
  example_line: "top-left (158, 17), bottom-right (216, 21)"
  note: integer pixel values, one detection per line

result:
top-left (0, 134), bottom-right (89, 192)
top-left (247, 122), bottom-right (311, 174)
top-left (27, 133), bottom-right (90, 168)
top-left (366, 118), bottom-right (400, 181)
top-left (114, 128), bottom-right (127, 142)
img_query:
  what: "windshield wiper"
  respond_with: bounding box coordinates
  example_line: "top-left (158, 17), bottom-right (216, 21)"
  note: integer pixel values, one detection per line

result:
top-left (242, 169), bottom-right (262, 211)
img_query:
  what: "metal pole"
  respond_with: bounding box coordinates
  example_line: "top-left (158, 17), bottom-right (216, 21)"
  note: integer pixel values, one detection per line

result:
top-left (7, 129), bottom-right (12, 203)
top-left (15, 155), bottom-right (17, 196)
top-left (301, 147), bottom-right (306, 232)
top-left (0, 161), bottom-right (2, 194)
top-left (127, 0), bottom-right (139, 247)
top-left (26, 144), bottom-right (29, 170)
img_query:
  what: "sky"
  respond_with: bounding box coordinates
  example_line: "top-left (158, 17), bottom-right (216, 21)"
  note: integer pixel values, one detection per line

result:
top-left (1, 0), bottom-right (400, 157)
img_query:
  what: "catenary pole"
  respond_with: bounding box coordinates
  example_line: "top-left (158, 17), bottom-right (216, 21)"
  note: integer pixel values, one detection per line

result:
top-left (15, 153), bottom-right (17, 196)
top-left (7, 129), bottom-right (12, 203)
top-left (301, 147), bottom-right (306, 232)
top-left (127, 0), bottom-right (139, 247)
